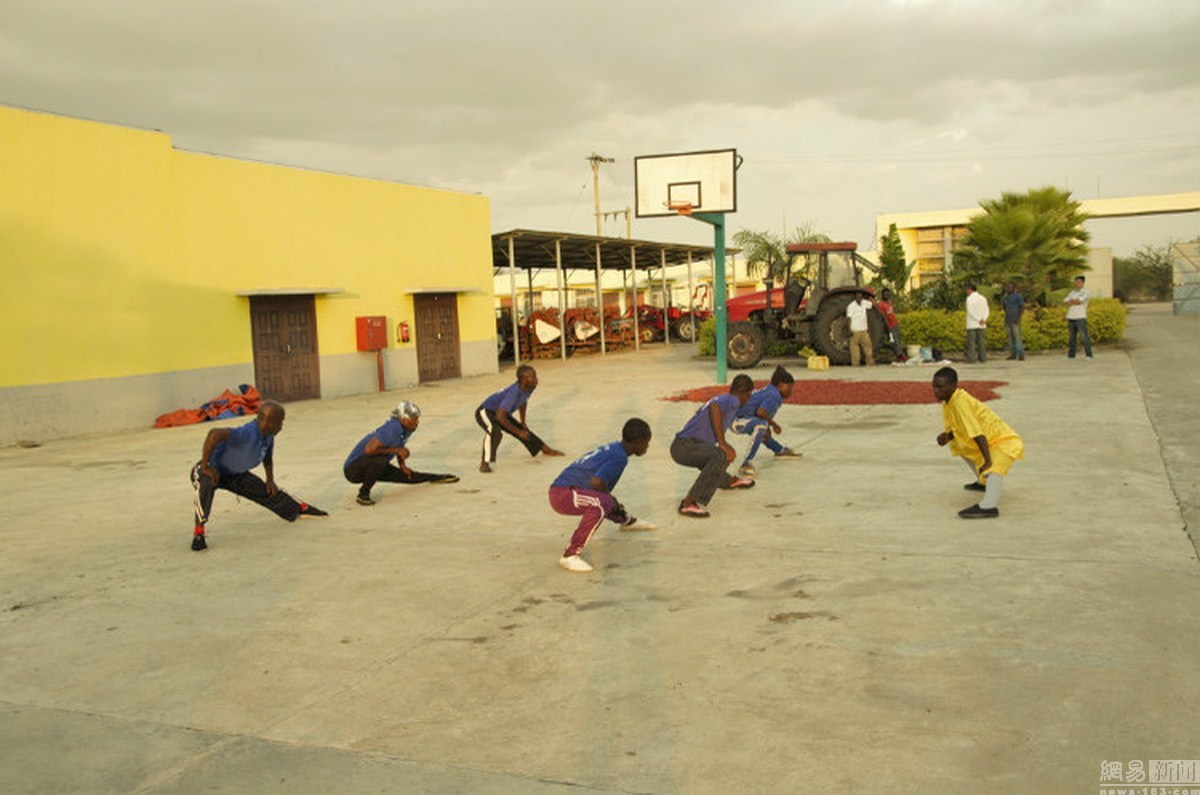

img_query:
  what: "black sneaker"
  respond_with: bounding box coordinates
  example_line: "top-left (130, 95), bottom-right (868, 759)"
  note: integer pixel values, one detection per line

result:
top-left (958, 504), bottom-right (999, 519)
top-left (191, 534), bottom-right (207, 551)
top-left (299, 503), bottom-right (329, 517)
top-left (431, 474), bottom-right (460, 484)
top-left (963, 482), bottom-right (986, 492)
top-left (356, 495), bottom-right (375, 506)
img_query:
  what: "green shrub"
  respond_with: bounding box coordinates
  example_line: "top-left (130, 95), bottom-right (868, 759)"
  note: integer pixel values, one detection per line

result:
top-left (697, 317), bottom-right (717, 356)
top-left (897, 299), bottom-right (1124, 352)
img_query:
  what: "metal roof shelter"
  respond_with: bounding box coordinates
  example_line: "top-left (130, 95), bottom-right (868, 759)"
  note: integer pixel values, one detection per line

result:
top-left (491, 229), bottom-right (735, 362)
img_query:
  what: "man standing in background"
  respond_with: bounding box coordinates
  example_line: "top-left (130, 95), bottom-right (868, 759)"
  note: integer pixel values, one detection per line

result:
top-left (964, 284), bottom-right (989, 363)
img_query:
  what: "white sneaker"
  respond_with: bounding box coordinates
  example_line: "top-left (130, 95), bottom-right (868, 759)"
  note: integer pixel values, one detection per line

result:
top-left (620, 517), bottom-right (658, 531)
top-left (738, 463), bottom-right (757, 477)
top-left (558, 555), bottom-right (593, 573)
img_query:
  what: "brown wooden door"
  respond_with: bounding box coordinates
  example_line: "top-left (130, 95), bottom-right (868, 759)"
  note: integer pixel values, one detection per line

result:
top-left (414, 293), bottom-right (461, 382)
top-left (249, 295), bottom-right (321, 402)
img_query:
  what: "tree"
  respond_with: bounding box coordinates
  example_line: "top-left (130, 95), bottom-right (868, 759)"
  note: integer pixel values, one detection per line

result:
top-left (1114, 244), bottom-right (1174, 302)
top-left (732, 223), bottom-right (831, 284)
top-left (956, 186), bottom-right (1090, 302)
top-left (876, 222), bottom-right (913, 295)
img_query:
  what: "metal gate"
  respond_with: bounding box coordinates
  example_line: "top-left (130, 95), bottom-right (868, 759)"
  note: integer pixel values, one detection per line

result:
top-left (1173, 242), bottom-right (1200, 314)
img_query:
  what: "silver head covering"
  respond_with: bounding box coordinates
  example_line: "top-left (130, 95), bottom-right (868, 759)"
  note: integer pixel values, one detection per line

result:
top-left (391, 400), bottom-right (420, 421)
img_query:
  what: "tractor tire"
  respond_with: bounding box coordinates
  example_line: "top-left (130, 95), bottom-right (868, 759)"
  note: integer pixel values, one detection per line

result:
top-left (813, 293), bottom-right (887, 366)
top-left (727, 322), bottom-right (765, 369)
top-left (638, 324), bottom-right (659, 344)
top-left (812, 293), bottom-right (856, 365)
top-left (673, 314), bottom-right (699, 343)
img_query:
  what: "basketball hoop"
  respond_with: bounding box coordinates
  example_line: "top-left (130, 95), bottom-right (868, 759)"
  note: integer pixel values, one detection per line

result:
top-left (666, 200), bottom-right (694, 216)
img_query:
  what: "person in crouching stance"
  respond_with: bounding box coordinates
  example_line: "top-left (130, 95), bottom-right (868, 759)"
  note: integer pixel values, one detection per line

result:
top-left (932, 367), bottom-right (1024, 519)
top-left (190, 400), bottom-right (326, 551)
top-left (343, 401), bottom-right (458, 506)
top-left (549, 418), bottom-right (655, 573)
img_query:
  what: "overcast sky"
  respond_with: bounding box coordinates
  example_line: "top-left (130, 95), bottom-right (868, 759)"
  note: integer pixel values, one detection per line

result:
top-left (3, 0), bottom-right (1197, 256)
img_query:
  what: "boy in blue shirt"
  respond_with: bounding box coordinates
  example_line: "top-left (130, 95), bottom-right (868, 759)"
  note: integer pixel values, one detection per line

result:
top-left (732, 365), bottom-right (803, 478)
top-left (475, 364), bottom-right (563, 472)
top-left (190, 400), bottom-right (326, 551)
top-left (549, 418), bottom-right (655, 573)
top-left (671, 374), bottom-right (755, 518)
top-left (343, 401), bottom-right (459, 506)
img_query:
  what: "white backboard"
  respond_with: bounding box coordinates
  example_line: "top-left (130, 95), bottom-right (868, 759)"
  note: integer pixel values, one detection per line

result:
top-left (634, 148), bottom-right (737, 218)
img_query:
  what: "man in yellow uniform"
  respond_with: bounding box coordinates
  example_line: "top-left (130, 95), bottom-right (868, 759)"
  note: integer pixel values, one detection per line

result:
top-left (932, 366), bottom-right (1023, 518)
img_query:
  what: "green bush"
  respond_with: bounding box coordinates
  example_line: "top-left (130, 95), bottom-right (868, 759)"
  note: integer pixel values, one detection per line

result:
top-left (699, 300), bottom-right (1124, 357)
top-left (697, 317), bottom-right (717, 356)
top-left (897, 299), bottom-right (1125, 352)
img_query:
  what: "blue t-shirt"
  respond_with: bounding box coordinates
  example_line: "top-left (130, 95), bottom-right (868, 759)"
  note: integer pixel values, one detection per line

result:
top-left (551, 441), bottom-right (629, 491)
top-left (210, 419), bottom-right (275, 476)
top-left (480, 381), bottom-right (533, 414)
top-left (344, 417), bottom-right (413, 468)
top-left (1002, 291), bottom-right (1025, 324)
top-left (736, 384), bottom-right (783, 421)
top-left (676, 392), bottom-right (741, 445)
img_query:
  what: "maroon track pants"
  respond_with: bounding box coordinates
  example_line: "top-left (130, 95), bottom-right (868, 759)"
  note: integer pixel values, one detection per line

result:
top-left (548, 485), bottom-right (618, 558)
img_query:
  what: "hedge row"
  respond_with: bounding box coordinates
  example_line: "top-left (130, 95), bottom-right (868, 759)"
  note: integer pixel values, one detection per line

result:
top-left (696, 299), bottom-right (1126, 356)
top-left (897, 298), bottom-right (1126, 352)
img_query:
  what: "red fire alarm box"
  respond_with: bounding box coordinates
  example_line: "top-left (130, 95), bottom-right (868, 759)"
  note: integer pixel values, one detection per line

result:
top-left (355, 316), bottom-right (388, 351)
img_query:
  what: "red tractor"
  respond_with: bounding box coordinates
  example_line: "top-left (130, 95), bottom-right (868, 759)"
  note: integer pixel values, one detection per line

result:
top-left (724, 241), bottom-right (887, 368)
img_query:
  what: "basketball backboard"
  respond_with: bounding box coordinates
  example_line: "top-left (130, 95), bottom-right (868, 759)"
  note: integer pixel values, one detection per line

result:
top-left (634, 148), bottom-right (737, 218)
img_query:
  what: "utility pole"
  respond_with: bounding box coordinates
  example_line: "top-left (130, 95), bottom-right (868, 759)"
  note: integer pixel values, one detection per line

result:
top-left (587, 153), bottom-right (614, 236)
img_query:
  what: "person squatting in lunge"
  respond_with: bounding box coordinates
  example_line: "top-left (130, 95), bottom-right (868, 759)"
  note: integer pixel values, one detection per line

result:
top-left (190, 400), bottom-right (327, 551)
top-left (671, 373), bottom-right (756, 518)
top-left (343, 400), bottom-right (459, 506)
top-left (549, 418), bottom-right (656, 573)
top-left (475, 364), bottom-right (563, 473)
top-left (731, 365), bottom-right (804, 478)
top-left (932, 366), bottom-right (1024, 519)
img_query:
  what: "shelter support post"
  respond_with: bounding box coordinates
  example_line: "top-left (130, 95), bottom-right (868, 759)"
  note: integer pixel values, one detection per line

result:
top-left (691, 212), bottom-right (727, 384)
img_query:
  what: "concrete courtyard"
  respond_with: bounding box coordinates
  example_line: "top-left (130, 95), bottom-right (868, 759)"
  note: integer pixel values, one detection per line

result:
top-left (1, 304), bottom-right (1197, 794)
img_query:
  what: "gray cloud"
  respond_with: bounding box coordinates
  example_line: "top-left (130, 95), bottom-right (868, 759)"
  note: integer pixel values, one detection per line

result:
top-left (2, 0), bottom-right (1197, 253)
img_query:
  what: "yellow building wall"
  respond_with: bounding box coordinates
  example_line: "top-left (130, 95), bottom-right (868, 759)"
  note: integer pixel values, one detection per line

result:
top-left (0, 105), bottom-right (493, 390)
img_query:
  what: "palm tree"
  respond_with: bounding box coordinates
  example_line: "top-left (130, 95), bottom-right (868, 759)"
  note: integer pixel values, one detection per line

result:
top-left (957, 186), bottom-right (1090, 299)
top-left (732, 223), bottom-right (831, 284)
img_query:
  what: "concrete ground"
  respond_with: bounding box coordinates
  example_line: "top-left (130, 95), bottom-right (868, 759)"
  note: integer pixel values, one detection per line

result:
top-left (1, 304), bottom-right (1197, 795)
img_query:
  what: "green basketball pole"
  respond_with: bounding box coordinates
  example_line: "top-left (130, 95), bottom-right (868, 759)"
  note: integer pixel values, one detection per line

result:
top-left (691, 211), bottom-right (727, 384)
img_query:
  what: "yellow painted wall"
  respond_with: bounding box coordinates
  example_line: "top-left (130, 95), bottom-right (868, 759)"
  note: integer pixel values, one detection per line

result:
top-left (0, 105), bottom-right (493, 388)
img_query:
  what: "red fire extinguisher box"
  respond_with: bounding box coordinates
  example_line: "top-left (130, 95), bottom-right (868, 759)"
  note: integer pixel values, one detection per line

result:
top-left (355, 316), bottom-right (388, 351)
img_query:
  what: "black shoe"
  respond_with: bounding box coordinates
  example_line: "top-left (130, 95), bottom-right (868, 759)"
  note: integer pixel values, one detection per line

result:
top-left (1006, 356), bottom-right (1016, 360)
top-left (356, 495), bottom-right (375, 506)
top-left (191, 534), bottom-right (207, 551)
top-left (431, 474), bottom-right (460, 484)
top-left (1018, 356), bottom-right (1024, 361)
top-left (300, 503), bottom-right (329, 517)
top-left (963, 482), bottom-right (986, 492)
top-left (959, 504), bottom-right (999, 519)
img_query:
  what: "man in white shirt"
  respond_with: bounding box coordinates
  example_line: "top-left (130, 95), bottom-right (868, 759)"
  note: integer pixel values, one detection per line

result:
top-left (845, 293), bottom-right (874, 366)
top-left (964, 284), bottom-right (989, 363)
top-left (1064, 275), bottom-right (1093, 359)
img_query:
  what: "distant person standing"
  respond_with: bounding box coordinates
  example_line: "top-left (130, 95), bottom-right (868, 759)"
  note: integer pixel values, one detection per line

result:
top-left (877, 288), bottom-right (904, 361)
top-left (1064, 275), bottom-right (1094, 360)
top-left (475, 365), bottom-right (563, 473)
top-left (964, 284), bottom-right (989, 363)
top-left (1001, 283), bottom-right (1026, 361)
top-left (846, 292), bottom-right (874, 366)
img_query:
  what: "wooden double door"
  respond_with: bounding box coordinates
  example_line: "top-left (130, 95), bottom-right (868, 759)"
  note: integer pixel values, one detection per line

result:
top-left (414, 293), bottom-right (461, 383)
top-left (249, 295), bottom-right (321, 402)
